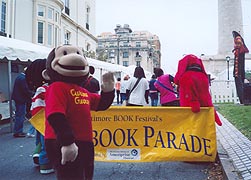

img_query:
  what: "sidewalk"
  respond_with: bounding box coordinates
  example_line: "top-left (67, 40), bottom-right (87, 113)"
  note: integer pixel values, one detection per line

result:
top-left (217, 113), bottom-right (251, 180)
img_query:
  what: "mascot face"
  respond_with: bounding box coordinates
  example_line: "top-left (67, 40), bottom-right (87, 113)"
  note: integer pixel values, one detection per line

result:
top-left (43, 45), bottom-right (89, 84)
top-left (51, 45), bottom-right (89, 77)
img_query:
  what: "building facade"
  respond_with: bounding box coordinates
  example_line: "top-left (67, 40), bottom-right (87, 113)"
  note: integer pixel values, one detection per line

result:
top-left (0, 0), bottom-right (97, 53)
top-left (96, 24), bottom-right (161, 73)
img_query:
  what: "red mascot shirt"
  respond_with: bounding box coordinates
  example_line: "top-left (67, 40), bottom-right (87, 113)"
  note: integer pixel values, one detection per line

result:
top-left (44, 81), bottom-right (100, 141)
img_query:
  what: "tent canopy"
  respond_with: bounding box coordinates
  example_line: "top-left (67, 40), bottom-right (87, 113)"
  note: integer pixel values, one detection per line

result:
top-left (0, 36), bottom-right (51, 61)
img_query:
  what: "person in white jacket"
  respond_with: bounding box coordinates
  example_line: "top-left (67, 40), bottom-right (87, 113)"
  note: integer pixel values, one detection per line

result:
top-left (126, 66), bottom-right (149, 106)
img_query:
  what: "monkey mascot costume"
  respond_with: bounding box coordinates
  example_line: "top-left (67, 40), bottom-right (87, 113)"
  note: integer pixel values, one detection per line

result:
top-left (42, 45), bottom-right (115, 180)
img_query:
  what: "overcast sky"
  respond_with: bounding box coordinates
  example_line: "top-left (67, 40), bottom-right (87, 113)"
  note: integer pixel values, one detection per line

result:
top-left (95, 0), bottom-right (251, 74)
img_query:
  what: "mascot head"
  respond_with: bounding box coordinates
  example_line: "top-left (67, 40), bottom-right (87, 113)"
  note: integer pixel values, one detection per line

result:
top-left (174, 54), bottom-right (207, 85)
top-left (42, 45), bottom-right (89, 85)
top-left (25, 58), bottom-right (47, 91)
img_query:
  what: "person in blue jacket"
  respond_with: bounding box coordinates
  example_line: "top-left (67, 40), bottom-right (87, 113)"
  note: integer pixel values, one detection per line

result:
top-left (12, 68), bottom-right (33, 137)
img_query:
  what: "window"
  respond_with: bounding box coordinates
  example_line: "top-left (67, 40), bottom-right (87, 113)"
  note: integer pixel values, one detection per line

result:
top-left (64, 0), bottom-right (69, 7)
top-left (37, 21), bottom-right (44, 44)
top-left (64, 31), bottom-right (71, 44)
top-left (1, 0), bottom-right (6, 33)
top-left (64, 0), bottom-right (70, 15)
top-left (123, 61), bottom-right (129, 67)
top-left (55, 12), bottom-right (59, 23)
top-left (136, 42), bottom-right (141, 47)
top-left (109, 42), bottom-right (115, 47)
top-left (48, 8), bottom-right (53, 20)
top-left (36, 5), bottom-right (59, 46)
top-left (136, 61), bottom-right (141, 67)
top-left (37, 5), bottom-right (45, 17)
top-left (86, 43), bottom-right (90, 51)
top-left (47, 23), bottom-right (53, 46)
top-left (86, 6), bottom-right (90, 30)
top-left (97, 42), bottom-right (103, 48)
top-left (123, 52), bottom-right (129, 58)
top-left (109, 52), bottom-right (115, 58)
top-left (123, 41), bottom-right (129, 47)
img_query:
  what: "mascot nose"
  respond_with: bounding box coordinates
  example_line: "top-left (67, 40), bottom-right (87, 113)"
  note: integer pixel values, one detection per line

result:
top-left (60, 53), bottom-right (87, 67)
top-left (52, 54), bottom-right (89, 77)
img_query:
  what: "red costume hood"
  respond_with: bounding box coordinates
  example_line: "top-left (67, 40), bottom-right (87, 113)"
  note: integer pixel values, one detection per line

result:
top-left (174, 54), bottom-right (207, 85)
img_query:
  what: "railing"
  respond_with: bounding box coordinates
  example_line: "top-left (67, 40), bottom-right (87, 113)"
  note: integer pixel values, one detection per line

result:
top-left (210, 80), bottom-right (239, 104)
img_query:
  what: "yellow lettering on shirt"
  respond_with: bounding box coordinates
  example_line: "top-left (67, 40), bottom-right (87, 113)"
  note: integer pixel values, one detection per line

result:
top-left (70, 89), bottom-right (89, 105)
top-left (70, 89), bottom-right (88, 97)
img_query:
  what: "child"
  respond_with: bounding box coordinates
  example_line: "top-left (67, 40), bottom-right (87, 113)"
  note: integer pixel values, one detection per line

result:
top-left (25, 58), bottom-right (54, 174)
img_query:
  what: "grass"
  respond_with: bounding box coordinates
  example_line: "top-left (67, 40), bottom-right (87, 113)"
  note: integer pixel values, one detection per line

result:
top-left (216, 103), bottom-right (251, 140)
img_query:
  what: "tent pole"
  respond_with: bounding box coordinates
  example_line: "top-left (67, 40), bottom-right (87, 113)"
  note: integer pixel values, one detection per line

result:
top-left (7, 60), bottom-right (13, 133)
top-left (100, 68), bottom-right (102, 83)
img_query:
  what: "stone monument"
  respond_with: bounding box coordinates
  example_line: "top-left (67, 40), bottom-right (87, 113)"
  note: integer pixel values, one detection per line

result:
top-left (202, 0), bottom-right (250, 77)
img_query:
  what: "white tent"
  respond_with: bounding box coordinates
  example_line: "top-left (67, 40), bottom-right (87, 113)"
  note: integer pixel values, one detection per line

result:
top-left (0, 36), bottom-right (52, 100)
top-left (0, 36), bottom-right (52, 130)
top-left (87, 57), bottom-right (126, 82)
top-left (0, 36), bottom-right (51, 61)
top-left (87, 60), bottom-right (153, 83)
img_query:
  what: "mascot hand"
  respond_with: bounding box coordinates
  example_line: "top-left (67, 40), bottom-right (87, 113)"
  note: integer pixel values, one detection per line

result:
top-left (190, 101), bottom-right (200, 113)
top-left (101, 72), bottom-right (114, 92)
top-left (61, 143), bottom-right (78, 165)
top-left (214, 110), bottom-right (222, 126)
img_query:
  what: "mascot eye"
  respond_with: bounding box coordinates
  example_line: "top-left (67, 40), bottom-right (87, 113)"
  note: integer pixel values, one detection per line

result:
top-left (63, 51), bottom-right (67, 55)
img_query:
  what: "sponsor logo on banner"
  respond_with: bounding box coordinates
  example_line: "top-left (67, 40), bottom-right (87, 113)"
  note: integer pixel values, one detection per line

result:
top-left (107, 148), bottom-right (140, 160)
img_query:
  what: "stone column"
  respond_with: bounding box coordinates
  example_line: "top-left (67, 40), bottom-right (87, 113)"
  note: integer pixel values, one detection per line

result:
top-left (218, 0), bottom-right (243, 55)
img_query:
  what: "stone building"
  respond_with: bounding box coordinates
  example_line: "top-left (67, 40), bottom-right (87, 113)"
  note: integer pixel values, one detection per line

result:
top-left (0, 0), bottom-right (97, 53)
top-left (0, 0), bottom-right (97, 98)
top-left (96, 24), bottom-right (161, 73)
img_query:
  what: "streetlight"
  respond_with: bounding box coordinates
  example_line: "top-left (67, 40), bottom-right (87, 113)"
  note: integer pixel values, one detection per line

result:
top-left (226, 56), bottom-right (230, 80)
top-left (117, 35), bottom-right (121, 65)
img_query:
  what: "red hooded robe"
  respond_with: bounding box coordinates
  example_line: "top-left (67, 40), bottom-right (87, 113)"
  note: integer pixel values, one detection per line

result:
top-left (174, 54), bottom-right (222, 126)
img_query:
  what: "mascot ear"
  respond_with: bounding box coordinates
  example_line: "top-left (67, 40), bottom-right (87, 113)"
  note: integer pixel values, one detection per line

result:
top-left (42, 69), bottom-right (51, 81)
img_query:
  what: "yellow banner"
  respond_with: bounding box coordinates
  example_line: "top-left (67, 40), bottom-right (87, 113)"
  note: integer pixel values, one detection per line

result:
top-left (29, 108), bottom-right (45, 135)
top-left (30, 107), bottom-right (217, 162)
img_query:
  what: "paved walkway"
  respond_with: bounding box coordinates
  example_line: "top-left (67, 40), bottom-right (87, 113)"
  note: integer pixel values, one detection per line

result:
top-left (217, 113), bottom-right (251, 180)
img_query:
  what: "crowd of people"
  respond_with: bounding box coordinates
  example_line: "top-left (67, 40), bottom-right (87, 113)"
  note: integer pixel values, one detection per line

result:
top-left (114, 66), bottom-right (179, 107)
top-left (10, 47), bottom-right (220, 179)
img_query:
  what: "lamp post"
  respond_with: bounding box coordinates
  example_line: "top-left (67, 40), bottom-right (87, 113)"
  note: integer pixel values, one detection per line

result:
top-left (117, 35), bottom-right (121, 65)
top-left (117, 40), bottom-right (119, 65)
top-left (226, 56), bottom-right (230, 80)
